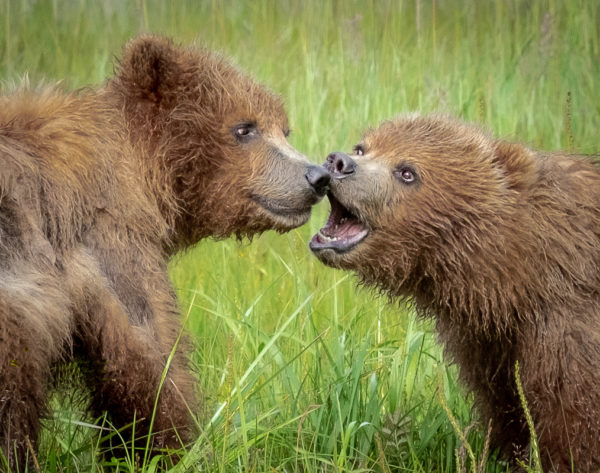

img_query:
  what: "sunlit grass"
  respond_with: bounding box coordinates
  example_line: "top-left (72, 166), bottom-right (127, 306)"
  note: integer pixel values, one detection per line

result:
top-left (1, 0), bottom-right (599, 471)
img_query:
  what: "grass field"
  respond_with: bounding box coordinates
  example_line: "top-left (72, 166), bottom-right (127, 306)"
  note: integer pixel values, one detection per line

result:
top-left (1, 0), bottom-right (599, 471)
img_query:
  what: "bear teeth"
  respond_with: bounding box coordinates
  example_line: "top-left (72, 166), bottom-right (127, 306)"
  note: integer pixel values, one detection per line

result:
top-left (318, 231), bottom-right (339, 242)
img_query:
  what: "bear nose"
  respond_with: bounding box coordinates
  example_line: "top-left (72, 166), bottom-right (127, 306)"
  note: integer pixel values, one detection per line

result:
top-left (305, 165), bottom-right (331, 197)
top-left (326, 151), bottom-right (357, 178)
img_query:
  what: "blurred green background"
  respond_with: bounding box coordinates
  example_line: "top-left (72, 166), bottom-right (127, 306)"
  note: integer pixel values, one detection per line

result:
top-left (1, 1), bottom-right (598, 471)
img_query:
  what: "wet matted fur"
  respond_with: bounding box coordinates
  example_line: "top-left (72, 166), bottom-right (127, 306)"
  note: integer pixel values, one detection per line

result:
top-left (0, 35), bottom-right (327, 469)
top-left (311, 114), bottom-right (600, 472)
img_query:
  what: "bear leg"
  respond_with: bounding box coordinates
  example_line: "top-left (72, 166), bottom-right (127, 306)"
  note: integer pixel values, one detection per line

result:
top-left (79, 295), bottom-right (194, 463)
top-left (0, 275), bottom-right (71, 471)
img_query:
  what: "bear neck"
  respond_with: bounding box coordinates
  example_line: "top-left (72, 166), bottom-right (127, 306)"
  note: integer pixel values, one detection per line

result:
top-left (112, 91), bottom-right (219, 253)
top-left (419, 215), bottom-right (545, 337)
top-left (409, 169), bottom-right (594, 340)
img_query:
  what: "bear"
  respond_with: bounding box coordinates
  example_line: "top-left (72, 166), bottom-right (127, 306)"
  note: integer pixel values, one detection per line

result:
top-left (0, 34), bottom-right (330, 469)
top-left (310, 114), bottom-right (600, 472)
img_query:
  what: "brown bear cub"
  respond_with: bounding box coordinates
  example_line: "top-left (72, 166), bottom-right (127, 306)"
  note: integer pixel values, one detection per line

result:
top-left (311, 114), bottom-right (600, 472)
top-left (0, 35), bottom-right (330, 468)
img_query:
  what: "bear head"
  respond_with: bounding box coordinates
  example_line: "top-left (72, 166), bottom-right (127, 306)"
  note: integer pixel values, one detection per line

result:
top-left (310, 114), bottom-right (536, 299)
top-left (110, 35), bottom-right (330, 249)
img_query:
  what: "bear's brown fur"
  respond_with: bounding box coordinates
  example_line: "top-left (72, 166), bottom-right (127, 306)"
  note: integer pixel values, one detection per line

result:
top-left (0, 35), bottom-right (329, 468)
top-left (311, 114), bottom-right (600, 472)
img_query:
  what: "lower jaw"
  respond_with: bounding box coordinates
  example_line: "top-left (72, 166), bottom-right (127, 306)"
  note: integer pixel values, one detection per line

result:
top-left (263, 208), bottom-right (312, 230)
top-left (309, 234), bottom-right (367, 254)
top-left (309, 245), bottom-right (357, 270)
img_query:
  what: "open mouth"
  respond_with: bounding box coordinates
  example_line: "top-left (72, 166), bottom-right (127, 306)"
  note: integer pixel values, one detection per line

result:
top-left (310, 193), bottom-right (369, 253)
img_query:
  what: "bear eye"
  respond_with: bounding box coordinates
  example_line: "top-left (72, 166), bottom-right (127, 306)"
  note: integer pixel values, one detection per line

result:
top-left (233, 123), bottom-right (258, 141)
top-left (353, 145), bottom-right (365, 156)
top-left (394, 166), bottom-right (417, 184)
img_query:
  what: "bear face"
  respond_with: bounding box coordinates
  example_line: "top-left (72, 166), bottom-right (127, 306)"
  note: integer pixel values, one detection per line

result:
top-left (310, 114), bottom-right (525, 295)
top-left (111, 35), bottom-right (330, 248)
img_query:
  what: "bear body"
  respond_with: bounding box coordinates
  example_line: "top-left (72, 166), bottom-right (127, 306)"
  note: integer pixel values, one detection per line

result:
top-left (311, 115), bottom-right (600, 471)
top-left (0, 35), bottom-right (328, 468)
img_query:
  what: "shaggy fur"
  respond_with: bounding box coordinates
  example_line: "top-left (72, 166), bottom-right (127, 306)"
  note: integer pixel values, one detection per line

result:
top-left (0, 35), bottom-right (327, 469)
top-left (311, 114), bottom-right (600, 472)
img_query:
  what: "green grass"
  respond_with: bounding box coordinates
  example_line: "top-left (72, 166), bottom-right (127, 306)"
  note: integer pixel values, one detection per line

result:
top-left (2, 0), bottom-right (599, 471)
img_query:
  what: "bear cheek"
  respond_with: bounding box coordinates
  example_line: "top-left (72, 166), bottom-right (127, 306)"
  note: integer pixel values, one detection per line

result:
top-left (251, 149), bottom-right (310, 199)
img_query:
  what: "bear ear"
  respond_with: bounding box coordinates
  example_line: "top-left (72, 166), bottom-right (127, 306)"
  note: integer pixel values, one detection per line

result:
top-left (116, 34), bottom-right (183, 106)
top-left (492, 140), bottom-right (537, 191)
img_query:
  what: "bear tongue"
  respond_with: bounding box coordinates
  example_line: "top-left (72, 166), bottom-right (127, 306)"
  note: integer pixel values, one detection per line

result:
top-left (321, 218), bottom-right (364, 239)
top-left (338, 219), bottom-right (366, 238)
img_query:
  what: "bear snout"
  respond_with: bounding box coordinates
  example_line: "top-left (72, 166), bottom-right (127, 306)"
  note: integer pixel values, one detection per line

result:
top-left (304, 165), bottom-right (331, 197)
top-left (326, 152), bottom-right (357, 178)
